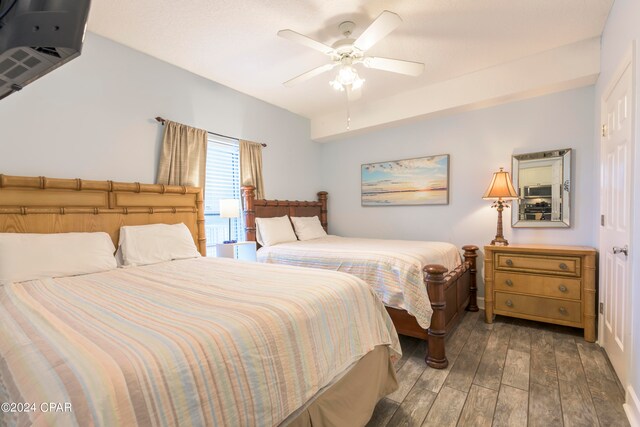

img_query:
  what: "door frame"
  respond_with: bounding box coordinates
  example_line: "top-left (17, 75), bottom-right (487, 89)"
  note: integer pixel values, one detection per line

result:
top-left (598, 42), bottom-right (636, 392)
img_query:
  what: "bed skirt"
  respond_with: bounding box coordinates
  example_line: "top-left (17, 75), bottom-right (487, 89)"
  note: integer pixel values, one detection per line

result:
top-left (286, 345), bottom-right (398, 426)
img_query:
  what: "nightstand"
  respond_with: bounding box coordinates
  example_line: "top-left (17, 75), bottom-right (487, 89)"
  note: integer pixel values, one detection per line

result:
top-left (214, 241), bottom-right (257, 261)
top-left (484, 244), bottom-right (597, 342)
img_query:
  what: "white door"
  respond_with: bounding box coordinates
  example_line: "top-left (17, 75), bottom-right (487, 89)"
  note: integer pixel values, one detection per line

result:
top-left (600, 57), bottom-right (634, 386)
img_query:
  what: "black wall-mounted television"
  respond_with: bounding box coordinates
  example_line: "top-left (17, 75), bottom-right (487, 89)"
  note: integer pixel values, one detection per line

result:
top-left (0, 0), bottom-right (92, 100)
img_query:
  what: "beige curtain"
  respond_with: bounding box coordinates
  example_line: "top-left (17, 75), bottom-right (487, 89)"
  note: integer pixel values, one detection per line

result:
top-left (157, 120), bottom-right (208, 188)
top-left (239, 140), bottom-right (265, 199)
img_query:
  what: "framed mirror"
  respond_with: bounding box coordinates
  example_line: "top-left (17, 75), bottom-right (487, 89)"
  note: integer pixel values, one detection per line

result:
top-left (511, 148), bottom-right (571, 228)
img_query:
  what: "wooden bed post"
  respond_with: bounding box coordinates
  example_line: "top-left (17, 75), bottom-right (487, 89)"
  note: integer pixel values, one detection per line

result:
top-left (424, 264), bottom-right (449, 369)
top-left (242, 185), bottom-right (256, 242)
top-left (462, 245), bottom-right (479, 312)
top-left (196, 189), bottom-right (207, 256)
top-left (317, 191), bottom-right (328, 232)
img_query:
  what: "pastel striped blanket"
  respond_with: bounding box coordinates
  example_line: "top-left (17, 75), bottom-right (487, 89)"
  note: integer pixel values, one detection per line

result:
top-left (258, 236), bottom-right (462, 328)
top-left (0, 257), bottom-right (400, 426)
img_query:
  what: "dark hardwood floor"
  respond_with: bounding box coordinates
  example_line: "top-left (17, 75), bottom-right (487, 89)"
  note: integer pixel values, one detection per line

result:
top-left (367, 310), bottom-right (629, 427)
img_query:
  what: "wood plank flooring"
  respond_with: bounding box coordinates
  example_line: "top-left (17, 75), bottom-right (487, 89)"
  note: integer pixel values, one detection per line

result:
top-left (367, 310), bottom-right (629, 427)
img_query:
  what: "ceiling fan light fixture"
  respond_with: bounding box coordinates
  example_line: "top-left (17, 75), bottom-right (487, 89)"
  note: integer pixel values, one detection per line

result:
top-left (330, 64), bottom-right (365, 91)
top-left (337, 65), bottom-right (358, 85)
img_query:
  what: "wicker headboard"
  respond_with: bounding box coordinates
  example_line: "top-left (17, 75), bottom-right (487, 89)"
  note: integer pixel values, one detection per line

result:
top-left (0, 174), bottom-right (206, 255)
top-left (241, 185), bottom-right (327, 244)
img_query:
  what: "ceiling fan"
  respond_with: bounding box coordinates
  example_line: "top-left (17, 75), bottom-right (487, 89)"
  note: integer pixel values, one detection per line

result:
top-left (277, 10), bottom-right (425, 101)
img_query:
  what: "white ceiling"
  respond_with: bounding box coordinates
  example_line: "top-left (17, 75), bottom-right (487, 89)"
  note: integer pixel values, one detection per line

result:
top-left (88, 0), bottom-right (613, 139)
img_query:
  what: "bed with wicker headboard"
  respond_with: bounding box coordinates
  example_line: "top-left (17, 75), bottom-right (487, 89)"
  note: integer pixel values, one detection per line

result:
top-left (242, 185), bottom-right (479, 369)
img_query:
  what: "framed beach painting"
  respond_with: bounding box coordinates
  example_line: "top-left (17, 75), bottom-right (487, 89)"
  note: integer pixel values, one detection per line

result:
top-left (361, 154), bottom-right (450, 206)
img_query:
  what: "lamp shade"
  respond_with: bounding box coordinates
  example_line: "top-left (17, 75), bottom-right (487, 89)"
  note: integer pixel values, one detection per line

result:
top-left (219, 199), bottom-right (240, 218)
top-left (482, 168), bottom-right (518, 200)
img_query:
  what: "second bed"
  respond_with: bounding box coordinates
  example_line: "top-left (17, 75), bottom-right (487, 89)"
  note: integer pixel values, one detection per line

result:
top-left (242, 186), bottom-right (479, 369)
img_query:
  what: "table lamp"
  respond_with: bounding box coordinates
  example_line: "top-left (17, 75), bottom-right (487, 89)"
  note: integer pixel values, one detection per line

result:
top-left (483, 167), bottom-right (518, 246)
top-left (219, 199), bottom-right (240, 244)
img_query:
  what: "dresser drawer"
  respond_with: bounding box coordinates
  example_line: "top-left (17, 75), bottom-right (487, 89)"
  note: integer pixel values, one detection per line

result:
top-left (495, 292), bottom-right (581, 324)
top-left (494, 271), bottom-right (581, 300)
top-left (495, 253), bottom-right (581, 277)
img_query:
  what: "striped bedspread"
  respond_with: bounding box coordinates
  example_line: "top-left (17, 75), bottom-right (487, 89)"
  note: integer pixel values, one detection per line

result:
top-left (0, 257), bottom-right (400, 427)
top-left (258, 236), bottom-right (462, 329)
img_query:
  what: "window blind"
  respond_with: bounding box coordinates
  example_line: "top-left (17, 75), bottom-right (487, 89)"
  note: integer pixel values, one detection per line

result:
top-left (203, 136), bottom-right (242, 249)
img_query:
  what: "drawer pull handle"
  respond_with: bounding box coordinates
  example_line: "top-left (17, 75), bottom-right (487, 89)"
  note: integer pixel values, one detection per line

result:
top-left (505, 279), bottom-right (513, 286)
top-left (505, 300), bottom-right (514, 307)
top-left (559, 285), bottom-right (568, 293)
top-left (559, 307), bottom-right (568, 315)
top-left (505, 259), bottom-right (514, 266)
top-left (559, 263), bottom-right (568, 270)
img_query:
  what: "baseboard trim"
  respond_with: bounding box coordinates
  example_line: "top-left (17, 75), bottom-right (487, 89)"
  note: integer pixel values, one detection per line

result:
top-left (625, 385), bottom-right (640, 427)
top-left (477, 297), bottom-right (485, 310)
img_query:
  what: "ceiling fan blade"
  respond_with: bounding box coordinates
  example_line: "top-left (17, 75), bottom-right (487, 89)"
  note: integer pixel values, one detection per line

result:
top-left (353, 10), bottom-right (402, 52)
top-left (283, 63), bottom-right (336, 87)
top-left (346, 85), bottom-right (362, 101)
top-left (364, 57), bottom-right (424, 76)
top-left (277, 29), bottom-right (335, 55)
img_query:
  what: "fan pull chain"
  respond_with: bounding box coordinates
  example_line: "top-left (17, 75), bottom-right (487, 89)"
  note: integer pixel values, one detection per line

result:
top-left (346, 92), bottom-right (351, 130)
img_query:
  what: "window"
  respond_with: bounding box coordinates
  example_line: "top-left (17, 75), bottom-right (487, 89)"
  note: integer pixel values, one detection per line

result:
top-left (203, 135), bottom-right (241, 254)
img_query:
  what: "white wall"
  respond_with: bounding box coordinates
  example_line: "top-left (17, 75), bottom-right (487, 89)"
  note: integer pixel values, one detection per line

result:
top-left (0, 33), bottom-right (321, 200)
top-left (596, 0), bottom-right (640, 424)
top-left (319, 86), bottom-right (596, 295)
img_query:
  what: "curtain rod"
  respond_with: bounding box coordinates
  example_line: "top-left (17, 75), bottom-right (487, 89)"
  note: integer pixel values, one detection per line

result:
top-left (155, 117), bottom-right (267, 148)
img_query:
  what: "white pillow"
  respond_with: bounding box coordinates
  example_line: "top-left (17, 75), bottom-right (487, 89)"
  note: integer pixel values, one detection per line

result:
top-left (290, 216), bottom-right (328, 241)
top-left (0, 232), bottom-right (117, 285)
top-left (117, 223), bottom-right (201, 266)
top-left (255, 215), bottom-right (298, 247)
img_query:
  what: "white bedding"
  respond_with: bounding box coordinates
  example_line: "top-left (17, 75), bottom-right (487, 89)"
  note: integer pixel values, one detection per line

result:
top-left (257, 236), bottom-right (462, 328)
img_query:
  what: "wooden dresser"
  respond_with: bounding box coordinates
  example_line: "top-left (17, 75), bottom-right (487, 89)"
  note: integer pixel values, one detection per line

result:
top-left (484, 244), bottom-right (597, 342)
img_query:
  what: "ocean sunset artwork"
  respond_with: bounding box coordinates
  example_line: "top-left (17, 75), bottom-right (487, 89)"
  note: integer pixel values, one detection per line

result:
top-left (361, 154), bottom-right (449, 206)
